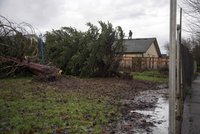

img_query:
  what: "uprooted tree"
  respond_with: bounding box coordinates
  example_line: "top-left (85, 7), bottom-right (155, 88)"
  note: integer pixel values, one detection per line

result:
top-left (0, 16), bottom-right (61, 78)
top-left (0, 16), bottom-right (124, 78)
top-left (45, 21), bottom-right (124, 77)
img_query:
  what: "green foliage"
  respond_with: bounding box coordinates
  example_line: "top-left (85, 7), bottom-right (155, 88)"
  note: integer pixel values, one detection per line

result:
top-left (131, 71), bottom-right (168, 83)
top-left (45, 21), bottom-right (124, 77)
top-left (0, 78), bottom-right (118, 133)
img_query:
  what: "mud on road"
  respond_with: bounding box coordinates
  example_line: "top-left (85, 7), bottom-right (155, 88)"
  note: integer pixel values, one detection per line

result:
top-left (49, 76), bottom-right (168, 133)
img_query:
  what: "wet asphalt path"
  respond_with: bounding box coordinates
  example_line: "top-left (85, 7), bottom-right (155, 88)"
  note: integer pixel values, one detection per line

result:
top-left (182, 76), bottom-right (200, 134)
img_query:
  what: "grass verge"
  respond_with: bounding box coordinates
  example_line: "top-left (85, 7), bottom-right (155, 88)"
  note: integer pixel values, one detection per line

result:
top-left (0, 77), bottom-right (119, 133)
top-left (131, 71), bottom-right (168, 84)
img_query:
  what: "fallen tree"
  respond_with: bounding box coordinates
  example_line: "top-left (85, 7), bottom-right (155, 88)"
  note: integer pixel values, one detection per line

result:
top-left (0, 56), bottom-right (62, 79)
top-left (45, 21), bottom-right (124, 77)
top-left (0, 16), bottom-right (61, 79)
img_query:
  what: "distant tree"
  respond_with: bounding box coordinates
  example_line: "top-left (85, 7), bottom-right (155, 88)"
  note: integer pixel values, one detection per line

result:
top-left (163, 39), bottom-right (194, 56)
top-left (190, 36), bottom-right (200, 65)
top-left (193, 45), bottom-right (200, 65)
top-left (182, 0), bottom-right (200, 66)
top-left (45, 21), bottom-right (124, 77)
top-left (181, 38), bottom-right (194, 51)
top-left (183, 0), bottom-right (200, 34)
top-left (163, 42), bottom-right (170, 55)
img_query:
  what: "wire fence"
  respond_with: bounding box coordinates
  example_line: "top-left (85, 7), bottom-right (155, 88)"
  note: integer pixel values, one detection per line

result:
top-left (177, 44), bottom-right (194, 134)
top-left (180, 44), bottom-right (194, 98)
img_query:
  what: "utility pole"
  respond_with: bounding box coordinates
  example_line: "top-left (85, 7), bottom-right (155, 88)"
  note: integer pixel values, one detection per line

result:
top-left (169, 0), bottom-right (177, 134)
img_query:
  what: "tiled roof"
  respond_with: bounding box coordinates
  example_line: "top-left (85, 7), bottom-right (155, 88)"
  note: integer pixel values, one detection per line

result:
top-left (123, 38), bottom-right (157, 53)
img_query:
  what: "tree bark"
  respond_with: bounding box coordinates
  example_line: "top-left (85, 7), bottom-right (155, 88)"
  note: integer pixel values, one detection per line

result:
top-left (0, 56), bottom-right (62, 78)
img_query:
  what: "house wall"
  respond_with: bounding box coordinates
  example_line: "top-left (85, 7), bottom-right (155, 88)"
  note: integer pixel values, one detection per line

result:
top-left (143, 42), bottom-right (159, 57)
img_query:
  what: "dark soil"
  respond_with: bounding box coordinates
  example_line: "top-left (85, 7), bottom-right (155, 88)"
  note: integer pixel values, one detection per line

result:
top-left (47, 76), bottom-right (163, 133)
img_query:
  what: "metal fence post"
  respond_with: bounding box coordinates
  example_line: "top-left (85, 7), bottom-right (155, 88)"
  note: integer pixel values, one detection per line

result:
top-left (38, 34), bottom-right (44, 64)
top-left (177, 25), bottom-right (181, 134)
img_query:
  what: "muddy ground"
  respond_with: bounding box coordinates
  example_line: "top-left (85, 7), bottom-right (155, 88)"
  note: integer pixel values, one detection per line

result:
top-left (48, 76), bottom-right (168, 133)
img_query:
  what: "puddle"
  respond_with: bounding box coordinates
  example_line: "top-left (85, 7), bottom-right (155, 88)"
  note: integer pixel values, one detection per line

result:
top-left (134, 96), bottom-right (169, 134)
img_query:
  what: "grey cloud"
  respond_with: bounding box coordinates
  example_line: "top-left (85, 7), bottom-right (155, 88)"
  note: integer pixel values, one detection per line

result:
top-left (0, 0), bottom-right (65, 27)
top-left (0, 0), bottom-right (169, 53)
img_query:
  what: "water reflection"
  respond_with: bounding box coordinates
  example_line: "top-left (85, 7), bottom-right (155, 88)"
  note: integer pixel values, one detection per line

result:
top-left (134, 97), bottom-right (169, 134)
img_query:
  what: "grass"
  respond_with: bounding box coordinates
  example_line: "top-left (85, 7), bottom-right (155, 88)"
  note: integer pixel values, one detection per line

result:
top-left (131, 71), bottom-right (168, 84)
top-left (0, 77), bottom-right (119, 133)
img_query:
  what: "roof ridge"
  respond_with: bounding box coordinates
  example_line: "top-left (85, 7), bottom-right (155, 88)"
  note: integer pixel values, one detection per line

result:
top-left (124, 38), bottom-right (156, 40)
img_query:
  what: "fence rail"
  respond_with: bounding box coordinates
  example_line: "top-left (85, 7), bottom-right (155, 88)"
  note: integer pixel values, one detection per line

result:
top-left (120, 57), bottom-right (169, 72)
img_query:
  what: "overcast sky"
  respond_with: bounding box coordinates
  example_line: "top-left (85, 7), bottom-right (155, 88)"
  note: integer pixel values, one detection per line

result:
top-left (0, 0), bottom-right (170, 53)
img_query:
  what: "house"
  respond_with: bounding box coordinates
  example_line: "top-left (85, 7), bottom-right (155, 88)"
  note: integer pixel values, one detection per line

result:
top-left (123, 38), bottom-right (161, 57)
top-left (121, 38), bottom-right (168, 71)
